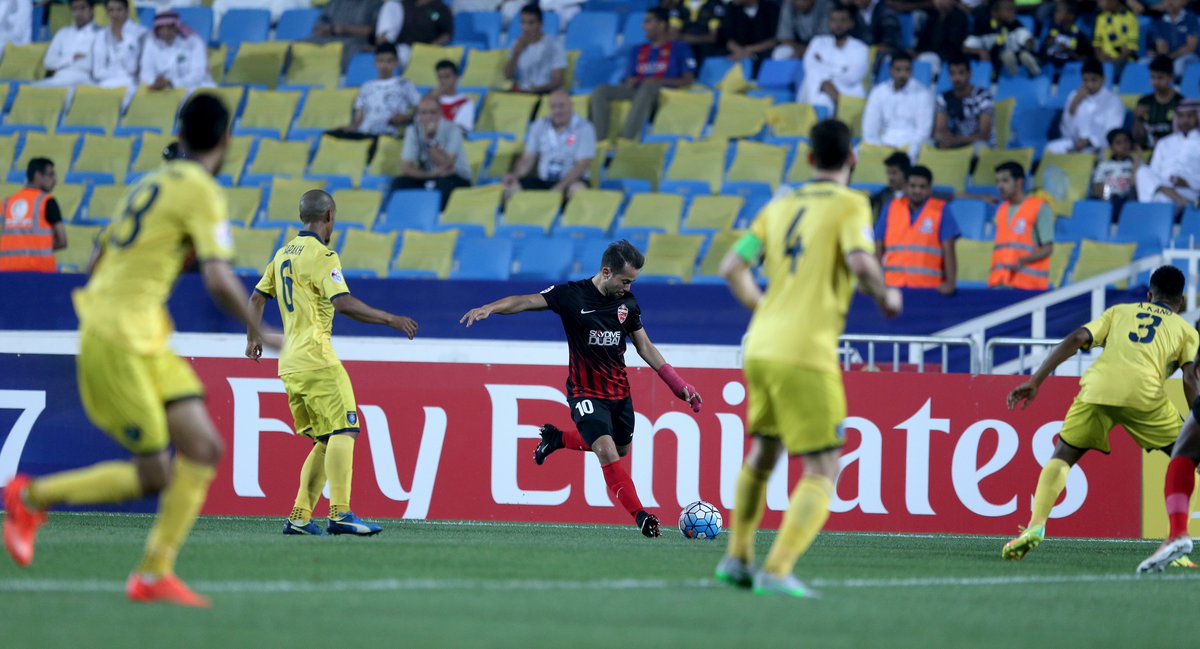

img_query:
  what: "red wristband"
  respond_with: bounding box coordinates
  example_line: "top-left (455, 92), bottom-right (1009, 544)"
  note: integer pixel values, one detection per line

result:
top-left (657, 363), bottom-right (687, 395)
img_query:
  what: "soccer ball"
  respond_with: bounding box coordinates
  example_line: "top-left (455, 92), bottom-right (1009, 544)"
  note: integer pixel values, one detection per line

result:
top-left (678, 501), bottom-right (723, 540)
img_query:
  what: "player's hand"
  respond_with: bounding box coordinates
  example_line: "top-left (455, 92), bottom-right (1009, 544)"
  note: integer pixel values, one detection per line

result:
top-left (878, 288), bottom-right (902, 319)
top-left (245, 338), bottom-right (263, 362)
top-left (679, 385), bottom-right (703, 413)
top-left (936, 281), bottom-right (956, 297)
top-left (1007, 381), bottom-right (1038, 410)
top-left (460, 306), bottom-right (493, 327)
top-left (391, 315), bottom-right (418, 340)
top-left (259, 327), bottom-right (284, 352)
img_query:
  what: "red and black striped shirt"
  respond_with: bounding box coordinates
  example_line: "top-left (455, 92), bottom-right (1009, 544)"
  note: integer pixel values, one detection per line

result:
top-left (542, 279), bottom-right (643, 400)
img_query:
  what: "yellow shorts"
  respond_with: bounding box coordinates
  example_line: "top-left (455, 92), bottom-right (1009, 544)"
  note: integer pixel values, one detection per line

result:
top-left (281, 364), bottom-right (359, 440)
top-left (745, 359), bottom-right (847, 456)
top-left (77, 328), bottom-right (204, 455)
top-left (1058, 397), bottom-right (1183, 454)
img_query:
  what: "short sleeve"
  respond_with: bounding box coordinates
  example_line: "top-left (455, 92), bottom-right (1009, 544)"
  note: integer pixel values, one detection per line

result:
top-left (1091, 162), bottom-right (1107, 184)
top-left (577, 122), bottom-right (597, 159)
top-left (401, 81), bottom-right (422, 112)
top-left (43, 197), bottom-right (62, 225)
top-left (1082, 308), bottom-right (1114, 348)
top-left (540, 283), bottom-right (569, 313)
top-left (1033, 204), bottom-right (1055, 247)
top-left (551, 39), bottom-right (567, 70)
top-left (186, 179), bottom-right (234, 262)
top-left (623, 300), bottom-right (643, 333)
top-left (316, 251), bottom-right (350, 300)
top-left (524, 119), bottom-right (543, 153)
top-left (1179, 326), bottom-right (1200, 368)
top-left (353, 86), bottom-right (366, 112)
top-left (400, 125), bottom-right (419, 162)
top-left (940, 206), bottom-right (961, 242)
top-left (935, 92), bottom-right (947, 115)
top-left (254, 260), bottom-right (276, 298)
top-left (840, 196), bottom-right (876, 256)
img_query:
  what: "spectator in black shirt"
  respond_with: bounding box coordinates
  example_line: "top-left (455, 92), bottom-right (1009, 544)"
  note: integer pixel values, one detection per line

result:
top-left (1135, 55), bottom-right (1185, 148)
top-left (721, 0), bottom-right (780, 74)
top-left (661, 0), bottom-right (728, 63)
top-left (1039, 0), bottom-right (1092, 78)
top-left (397, 0), bottom-right (453, 48)
top-left (850, 0), bottom-right (901, 72)
top-left (914, 0), bottom-right (970, 72)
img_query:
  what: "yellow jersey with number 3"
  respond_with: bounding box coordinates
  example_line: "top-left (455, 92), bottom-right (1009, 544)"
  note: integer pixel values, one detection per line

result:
top-left (255, 231), bottom-right (348, 376)
top-left (73, 160), bottom-right (233, 355)
top-left (743, 181), bottom-right (875, 371)
top-left (1078, 302), bottom-right (1198, 408)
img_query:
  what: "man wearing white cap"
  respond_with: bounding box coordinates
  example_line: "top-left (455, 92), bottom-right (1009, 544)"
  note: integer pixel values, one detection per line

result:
top-left (138, 10), bottom-right (214, 93)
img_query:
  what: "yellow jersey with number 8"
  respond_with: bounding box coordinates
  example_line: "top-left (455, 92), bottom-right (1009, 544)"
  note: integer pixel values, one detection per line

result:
top-left (1079, 302), bottom-right (1199, 408)
top-left (744, 181), bottom-right (875, 371)
top-left (73, 160), bottom-right (233, 355)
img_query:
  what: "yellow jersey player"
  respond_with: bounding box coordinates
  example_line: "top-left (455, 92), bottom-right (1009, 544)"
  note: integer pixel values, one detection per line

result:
top-left (246, 190), bottom-right (418, 536)
top-left (2, 95), bottom-right (280, 608)
top-left (714, 119), bottom-right (903, 598)
top-left (1004, 266), bottom-right (1199, 562)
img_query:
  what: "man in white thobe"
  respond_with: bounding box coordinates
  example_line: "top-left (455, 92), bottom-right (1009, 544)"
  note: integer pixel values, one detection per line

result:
top-left (92, 0), bottom-right (146, 106)
top-left (1045, 59), bottom-right (1127, 154)
top-left (862, 52), bottom-right (934, 159)
top-left (1137, 101), bottom-right (1200, 207)
top-left (36, 0), bottom-right (99, 88)
top-left (138, 11), bottom-right (214, 94)
top-left (796, 4), bottom-right (868, 113)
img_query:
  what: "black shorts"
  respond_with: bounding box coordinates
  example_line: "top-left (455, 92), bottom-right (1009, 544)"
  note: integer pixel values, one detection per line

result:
top-left (519, 176), bottom-right (591, 190)
top-left (568, 396), bottom-right (635, 447)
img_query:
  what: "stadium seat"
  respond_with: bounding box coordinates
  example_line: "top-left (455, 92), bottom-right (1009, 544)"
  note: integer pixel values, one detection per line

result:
top-left (460, 49), bottom-right (510, 89)
top-left (377, 190), bottom-right (441, 232)
top-left (276, 8), bottom-right (321, 41)
top-left (1072, 239), bottom-right (1137, 288)
top-left (1036, 152), bottom-right (1097, 216)
top-left (69, 135), bottom-right (131, 185)
top-left (836, 95), bottom-right (866, 139)
top-left (217, 9), bottom-right (270, 49)
top-left (51, 183), bottom-right (86, 222)
top-left (465, 139), bottom-right (492, 183)
top-left (441, 185), bottom-right (503, 236)
top-left (695, 231), bottom-right (741, 282)
top-left (512, 236), bottom-right (574, 280)
top-left (202, 86), bottom-right (246, 119)
top-left (763, 104), bottom-right (816, 139)
top-left (265, 178), bottom-right (325, 223)
top-left (996, 76), bottom-right (1048, 107)
top-left (572, 52), bottom-right (620, 92)
top-left (285, 42), bottom-right (343, 90)
top-left (364, 137), bottom-right (405, 186)
top-left (502, 190), bottom-right (560, 232)
top-left (621, 10), bottom-right (648, 48)
top-left (392, 229), bottom-right (459, 278)
top-left (683, 195), bottom-right (742, 233)
top-left (1048, 240), bottom-right (1076, 288)
top-left (696, 56), bottom-right (735, 89)
top-left (639, 233), bottom-right (703, 283)
top-left (648, 89), bottom-right (713, 140)
top-left (1116, 202), bottom-right (1174, 245)
top-left (0, 44), bottom-right (48, 81)
top-left (726, 141), bottom-right (786, 192)
top-left (664, 139), bottom-right (726, 194)
top-left (404, 45), bottom-right (465, 88)
top-left (955, 239), bottom-right (995, 286)
top-left (225, 42), bottom-right (288, 88)
top-left (1178, 208), bottom-right (1200, 246)
top-left (339, 229), bottom-right (398, 278)
top-left (605, 140), bottom-right (668, 192)
top-left (916, 146), bottom-right (972, 194)
top-left (476, 92), bottom-right (539, 140)
top-left (970, 148), bottom-right (1034, 189)
top-left (454, 12), bottom-right (502, 50)
top-left (307, 136), bottom-right (371, 188)
top-left (451, 236), bottom-right (514, 280)
top-left (4, 86), bottom-right (67, 133)
top-left (709, 94), bottom-right (771, 140)
top-left (1011, 106), bottom-right (1055, 150)
top-left (852, 144), bottom-right (903, 186)
top-left (55, 223), bottom-right (101, 272)
top-left (119, 88), bottom-right (185, 136)
top-left (0, 134), bottom-right (17, 183)
top-left (208, 44), bottom-right (228, 81)
top-left (557, 189), bottom-right (622, 235)
top-left (993, 98), bottom-right (1015, 149)
top-left (1061, 201), bottom-right (1113, 241)
top-left (290, 88), bottom-right (357, 141)
top-left (620, 193), bottom-right (683, 234)
top-left (533, 93), bottom-right (588, 121)
top-left (327, 189), bottom-right (382, 230)
top-left (786, 141), bottom-right (813, 184)
top-left (13, 133), bottom-right (77, 184)
top-left (1184, 62), bottom-right (1200, 100)
top-left (83, 184), bottom-right (128, 222)
top-left (215, 136), bottom-right (254, 186)
top-left (948, 200), bottom-right (989, 240)
top-left (243, 140), bottom-right (310, 184)
top-left (236, 90), bottom-right (301, 140)
top-left (1118, 63), bottom-right (1152, 96)
top-left (60, 86), bottom-right (125, 135)
top-left (225, 186), bottom-right (263, 226)
top-left (565, 12), bottom-right (619, 58)
top-left (230, 226), bottom-right (283, 273)
top-left (757, 59), bottom-right (800, 93)
top-left (175, 7), bottom-right (214, 45)
top-left (343, 53), bottom-right (379, 88)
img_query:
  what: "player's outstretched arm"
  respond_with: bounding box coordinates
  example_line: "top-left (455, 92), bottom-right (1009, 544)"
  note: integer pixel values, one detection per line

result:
top-left (1183, 361), bottom-right (1199, 407)
top-left (460, 293), bottom-right (549, 327)
top-left (719, 245), bottom-right (762, 311)
top-left (331, 294), bottom-right (418, 339)
top-left (245, 290), bottom-right (269, 361)
top-left (200, 260), bottom-right (282, 350)
top-left (630, 329), bottom-right (703, 413)
top-left (1007, 327), bottom-right (1093, 410)
top-left (846, 250), bottom-right (902, 319)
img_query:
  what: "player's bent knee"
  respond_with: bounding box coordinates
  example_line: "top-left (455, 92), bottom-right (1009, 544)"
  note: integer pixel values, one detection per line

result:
top-left (135, 453), bottom-right (172, 494)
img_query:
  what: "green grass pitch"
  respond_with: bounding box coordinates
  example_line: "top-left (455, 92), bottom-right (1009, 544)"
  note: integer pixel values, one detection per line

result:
top-left (2, 513), bottom-right (1199, 649)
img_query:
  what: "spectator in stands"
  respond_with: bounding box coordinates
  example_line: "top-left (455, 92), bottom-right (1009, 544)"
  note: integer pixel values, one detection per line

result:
top-left (1150, 0), bottom-right (1199, 78)
top-left (989, 161), bottom-right (1053, 291)
top-left (933, 54), bottom-right (994, 151)
top-left (1093, 0), bottom-right (1140, 77)
top-left (396, 0), bottom-right (454, 54)
top-left (1046, 58), bottom-right (1126, 154)
top-left (327, 43), bottom-right (421, 156)
top-left (964, 0), bottom-right (1040, 78)
top-left (0, 158), bottom-right (67, 273)
top-left (871, 151), bottom-right (911, 219)
top-left (1136, 100), bottom-right (1200, 208)
top-left (92, 0), bottom-right (146, 103)
top-left (394, 96), bottom-right (472, 208)
top-left (720, 0), bottom-right (780, 74)
top-left (310, 0), bottom-right (385, 70)
top-left (796, 4), bottom-right (868, 112)
top-left (663, 0), bottom-right (729, 63)
top-left (1135, 55), bottom-right (1183, 148)
top-left (36, 0), bottom-right (99, 89)
top-left (0, 0), bottom-right (33, 57)
top-left (138, 11), bottom-right (214, 93)
top-left (771, 0), bottom-right (829, 61)
top-left (849, 0), bottom-right (901, 73)
top-left (1090, 128), bottom-right (1138, 212)
top-left (876, 165), bottom-right (960, 295)
top-left (505, 3), bottom-right (566, 94)
top-left (862, 52), bottom-right (934, 158)
top-left (914, 0), bottom-right (970, 73)
top-left (590, 8), bottom-right (696, 142)
top-left (502, 90), bottom-right (595, 202)
top-left (1039, 0), bottom-right (1092, 78)
top-left (432, 59), bottom-right (475, 133)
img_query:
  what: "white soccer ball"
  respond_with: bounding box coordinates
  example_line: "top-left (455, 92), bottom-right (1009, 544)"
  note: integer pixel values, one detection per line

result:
top-left (678, 500), bottom-right (723, 540)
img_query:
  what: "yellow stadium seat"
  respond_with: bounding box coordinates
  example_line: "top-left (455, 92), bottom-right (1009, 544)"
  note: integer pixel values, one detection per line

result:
top-left (0, 44), bottom-right (48, 81)
top-left (293, 88), bottom-right (358, 134)
top-left (330, 189), bottom-right (383, 229)
top-left (564, 50), bottom-right (581, 91)
top-left (122, 88), bottom-right (185, 134)
top-left (130, 134), bottom-right (174, 175)
top-left (309, 136), bottom-right (371, 187)
top-left (226, 187), bottom-right (263, 226)
top-left (238, 90), bottom-right (301, 139)
top-left (0, 134), bottom-right (18, 183)
top-left (837, 96), bottom-right (867, 139)
top-left (971, 148), bottom-right (1034, 188)
top-left (224, 42), bottom-right (289, 88)
top-left (45, 183), bottom-right (84, 221)
top-left (534, 94), bottom-right (589, 121)
top-left (621, 193), bottom-right (683, 233)
top-left (852, 144), bottom-right (904, 186)
top-left (72, 135), bottom-right (132, 184)
top-left (48, 3), bottom-right (71, 35)
top-left (606, 140), bottom-right (667, 192)
top-left (765, 103), bottom-right (819, 138)
top-left (684, 195), bottom-right (743, 232)
top-left (994, 98), bottom-right (1015, 149)
top-left (367, 136), bottom-right (405, 179)
top-left (696, 231), bottom-right (742, 279)
top-left (482, 139), bottom-right (521, 181)
top-left (392, 229), bottom-right (459, 278)
top-left (441, 185), bottom-right (502, 235)
top-left (222, 136), bottom-right (254, 185)
top-left (649, 89), bottom-right (713, 139)
top-left (198, 86), bottom-right (246, 119)
top-left (266, 178), bottom-right (327, 223)
top-left (727, 141), bottom-right (786, 191)
top-left (916, 145), bottom-right (973, 194)
top-left (710, 94), bottom-right (772, 140)
top-left (1072, 240), bottom-right (1136, 288)
top-left (209, 46), bottom-right (227, 86)
top-left (231, 226), bottom-right (283, 273)
top-left (247, 140), bottom-right (311, 180)
top-left (665, 139), bottom-right (727, 193)
top-left (955, 239), bottom-right (995, 284)
top-left (404, 44), bottom-right (464, 88)
top-left (339, 229), bottom-right (398, 277)
top-left (55, 224), bottom-right (101, 272)
top-left (286, 42), bottom-right (342, 89)
top-left (62, 86), bottom-right (125, 135)
top-left (476, 92), bottom-right (539, 139)
top-left (559, 189), bottom-right (622, 231)
top-left (465, 139), bottom-right (492, 182)
top-left (1048, 240), bottom-right (1075, 288)
top-left (641, 233), bottom-right (704, 283)
top-left (1121, 94), bottom-right (1139, 112)
top-left (1035, 152), bottom-right (1097, 216)
top-left (502, 190), bottom-right (559, 232)
top-left (459, 49), bottom-right (509, 89)
top-left (601, 99), bottom-right (631, 143)
top-left (85, 185), bottom-right (128, 221)
top-left (786, 141), bottom-right (813, 184)
top-left (16, 133), bottom-right (77, 177)
top-left (7, 86), bottom-right (68, 131)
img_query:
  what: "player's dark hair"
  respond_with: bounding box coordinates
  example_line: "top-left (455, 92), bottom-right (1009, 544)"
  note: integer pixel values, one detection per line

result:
top-left (890, 51), bottom-right (913, 66)
top-left (647, 7), bottom-right (670, 23)
top-left (884, 151), bottom-right (911, 173)
top-left (994, 161), bottom-right (1025, 184)
top-left (907, 165), bottom-right (933, 183)
top-left (520, 2), bottom-right (544, 22)
top-left (946, 53), bottom-right (971, 71)
top-left (178, 93), bottom-right (230, 154)
top-left (602, 240), bottom-right (645, 273)
top-left (436, 59), bottom-right (459, 75)
top-left (1106, 128), bottom-right (1130, 145)
top-left (809, 119), bottom-right (853, 171)
top-left (25, 157), bottom-right (53, 183)
top-left (1150, 265), bottom-right (1186, 300)
top-left (375, 42), bottom-right (397, 57)
top-left (1150, 54), bottom-right (1175, 76)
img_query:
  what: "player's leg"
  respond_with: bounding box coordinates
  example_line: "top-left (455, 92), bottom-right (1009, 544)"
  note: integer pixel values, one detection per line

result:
top-left (716, 434), bottom-right (783, 589)
top-left (280, 377), bottom-right (327, 535)
top-left (575, 397), bottom-right (659, 537)
top-left (1139, 404), bottom-right (1200, 573)
top-left (533, 421), bottom-right (591, 464)
top-left (314, 366), bottom-right (379, 536)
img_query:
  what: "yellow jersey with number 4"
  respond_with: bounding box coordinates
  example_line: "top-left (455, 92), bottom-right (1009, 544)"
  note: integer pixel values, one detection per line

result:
top-left (255, 231), bottom-right (348, 376)
top-left (1079, 302), bottom-right (1199, 408)
top-left (743, 180), bottom-right (875, 371)
top-left (73, 160), bottom-right (233, 355)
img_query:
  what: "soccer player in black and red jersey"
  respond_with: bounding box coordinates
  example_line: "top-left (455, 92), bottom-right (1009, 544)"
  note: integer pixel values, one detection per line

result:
top-left (460, 240), bottom-right (703, 538)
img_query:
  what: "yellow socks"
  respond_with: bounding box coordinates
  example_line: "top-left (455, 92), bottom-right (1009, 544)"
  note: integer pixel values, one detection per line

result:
top-left (288, 442), bottom-right (328, 524)
top-left (137, 456), bottom-right (215, 578)
top-left (763, 475), bottom-right (835, 578)
top-left (26, 461), bottom-right (142, 509)
top-left (727, 465), bottom-right (772, 562)
top-left (1029, 458), bottom-right (1070, 529)
top-left (325, 435), bottom-right (355, 520)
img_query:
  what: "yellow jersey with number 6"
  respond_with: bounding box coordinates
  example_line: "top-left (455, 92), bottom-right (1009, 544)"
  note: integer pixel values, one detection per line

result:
top-left (744, 181), bottom-right (875, 371)
top-left (72, 160), bottom-right (233, 355)
top-left (1078, 302), bottom-right (1199, 408)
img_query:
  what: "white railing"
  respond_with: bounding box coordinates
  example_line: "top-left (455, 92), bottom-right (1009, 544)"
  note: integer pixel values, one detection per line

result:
top-left (838, 334), bottom-right (979, 374)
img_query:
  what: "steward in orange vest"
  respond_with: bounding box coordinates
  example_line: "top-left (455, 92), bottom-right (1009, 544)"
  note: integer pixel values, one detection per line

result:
top-left (877, 166), bottom-right (958, 294)
top-left (0, 158), bottom-right (66, 273)
top-left (989, 161), bottom-right (1052, 290)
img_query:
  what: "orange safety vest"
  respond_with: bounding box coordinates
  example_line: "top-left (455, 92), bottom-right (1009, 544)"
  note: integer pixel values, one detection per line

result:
top-left (988, 196), bottom-right (1049, 290)
top-left (882, 197), bottom-right (946, 289)
top-left (0, 188), bottom-right (55, 273)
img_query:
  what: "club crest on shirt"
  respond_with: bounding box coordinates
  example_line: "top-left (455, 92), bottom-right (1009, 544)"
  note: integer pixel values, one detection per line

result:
top-left (347, 411), bottom-right (357, 426)
top-left (331, 268), bottom-right (345, 284)
top-left (919, 219), bottom-right (934, 235)
top-left (617, 304), bottom-right (628, 324)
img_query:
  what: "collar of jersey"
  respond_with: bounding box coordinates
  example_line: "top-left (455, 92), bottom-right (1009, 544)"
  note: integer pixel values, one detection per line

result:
top-left (297, 230), bottom-right (322, 241)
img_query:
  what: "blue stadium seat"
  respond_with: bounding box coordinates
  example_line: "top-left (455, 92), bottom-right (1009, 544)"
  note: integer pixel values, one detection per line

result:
top-left (451, 236), bottom-right (514, 280)
top-left (175, 7), bottom-right (214, 45)
top-left (377, 190), bottom-right (440, 232)
top-left (136, 6), bottom-right (156, 27)
top-left (218, 9), bottom-right (271, 48)
top-left (506, 10), bottom-right (559, 44)
top-left (756, 59), bottom-right (800, 92)
top-left (573, 235), bottom-right (611, 273)
top-left (698, 57), bottom-right (735, 88)
top-left (455, 12), bottom-right (502, 50)
top-left (897, 11), bottom-right (915, 49)
top-left (574, 52), bottom-right (620, 91)
top-left (1116, 202), bottom-right (1173, 245)
top-left (343, 53), bottom-right (379, 88)
top-left (1118, 62), bottom-right (1152, 96)
top-left (276, 8), bottom-right (321, 41)
top-left (610, 228), bottom-right (650, 252)
top-left (949, 199), bottom-right (988, 240)
top-left (996, 76), bottom-right (1048, 107)
top-left (737, 193), bottom-right (770, 229)
top-left (1178, 208), bottom-right (1200, 245)
top-left (1183, 62), bottom-right (1200, 100)
top-left (1012, 106), bottom-right (1056, 149)
top-left (565, 12), bottom-right (619, 58)
top-left (621, 11), bottom-right (648, 49)
top-left (512, 236), bottom-right (574, 280)
top-left (1060, 201), bottom-right (1113, 241)
top-left (721, 182), bottom-right (773, 205)
top-left (660, 180), bottom-right (713, 201)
